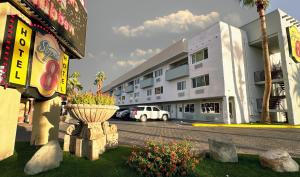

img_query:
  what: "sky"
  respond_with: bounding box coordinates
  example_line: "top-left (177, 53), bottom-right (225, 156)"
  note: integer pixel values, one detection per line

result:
top-left (69, 0), bottom-right (300, 91)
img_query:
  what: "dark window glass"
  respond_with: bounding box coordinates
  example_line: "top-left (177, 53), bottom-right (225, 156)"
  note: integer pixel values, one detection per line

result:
top-left (153, 107), bottom-right (159, 111)
top-left (146, 107), bottom-right (152, 111)
top-left (204, 48), bottom-right (208, 59)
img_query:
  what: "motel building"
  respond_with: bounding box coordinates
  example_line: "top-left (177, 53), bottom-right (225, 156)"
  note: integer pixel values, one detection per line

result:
top-left (103, 9), bottom-right (300, 125)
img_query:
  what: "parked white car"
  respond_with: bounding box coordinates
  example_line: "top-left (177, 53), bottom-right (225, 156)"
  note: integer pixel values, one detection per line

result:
top-left (130, 106), bottom-right (170, 122)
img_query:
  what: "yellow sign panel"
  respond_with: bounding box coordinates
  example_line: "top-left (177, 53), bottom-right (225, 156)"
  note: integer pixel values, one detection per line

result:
top-left (30, 32), bottom-right (69, 97)
top-left (287, 26), bottom-right (300, 63)
top-left (9, 20), bottom-right (32, 86)
top-left (58, 54), bottom-right (69, 94)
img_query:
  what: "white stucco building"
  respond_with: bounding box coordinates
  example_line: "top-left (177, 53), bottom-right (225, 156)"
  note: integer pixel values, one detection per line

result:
top-left (103, 9), bottom-right (300, 125)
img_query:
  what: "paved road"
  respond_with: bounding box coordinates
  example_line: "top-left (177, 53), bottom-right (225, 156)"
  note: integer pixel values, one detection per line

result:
top-left (17, 119), bottom-right (300, 157)
top-left (111, 119), bottom-right (300, 157)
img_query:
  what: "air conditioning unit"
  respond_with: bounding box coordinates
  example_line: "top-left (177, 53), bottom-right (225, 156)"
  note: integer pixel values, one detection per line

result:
top-left (194, 63), bottom-right (203, 69)
top-left (195, 89), bottom-right (204, 94)
top-left (178, 92), bottom-right (185, 97)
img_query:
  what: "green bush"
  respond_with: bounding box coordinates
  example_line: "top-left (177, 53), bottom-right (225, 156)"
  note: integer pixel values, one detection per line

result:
top-left (70, 92), bottom-right (115, 105)
top-left (127, 140), bottom-right (199, 177)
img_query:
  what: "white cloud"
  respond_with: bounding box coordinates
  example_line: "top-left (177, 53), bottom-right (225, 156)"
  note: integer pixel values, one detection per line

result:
top-left (116, 59), bottom-right (146, 67)
top-left (113, 10), bottom-right (220, 37)
top-left (130, 48), bottom-right (161, 57)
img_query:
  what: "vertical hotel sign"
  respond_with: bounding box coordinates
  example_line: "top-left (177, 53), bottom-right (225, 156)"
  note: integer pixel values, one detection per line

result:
top-left (287, 26), bottom-right (300, 63)
top-left (0, 15), bottom-right (33, 87)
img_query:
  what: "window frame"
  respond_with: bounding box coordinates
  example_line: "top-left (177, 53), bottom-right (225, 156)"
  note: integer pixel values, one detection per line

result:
top-left (147, 89), bottom-right (152, 96)
top-left (184, 104), bottom-right (195, 113)
top-left (191, 48), bottom-right (208, 64)
top-left (192, 74), bottom-right (209, 88)
top-left (155, 86), bottom-right (163, 95)
top-left (200, 102), bottom-right (221, 114)
top-left (154, 69), bottom-right (163, 78)
top-left (177, 81), bottom-right (186, 91)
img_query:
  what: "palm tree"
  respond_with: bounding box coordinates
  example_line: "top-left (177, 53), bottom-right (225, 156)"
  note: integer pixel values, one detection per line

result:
top-left (240, 0), bottom-right (272, 123)
top-left (67, 72), bottom-right (83, 95)
top-left (94, 71), bottom-right (106, 95)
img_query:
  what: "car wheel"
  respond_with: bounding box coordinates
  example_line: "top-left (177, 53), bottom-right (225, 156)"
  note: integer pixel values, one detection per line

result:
top-left (140, 115), bottom-right (147, 122)
top-left (162, 114), bottom-right (168, 121)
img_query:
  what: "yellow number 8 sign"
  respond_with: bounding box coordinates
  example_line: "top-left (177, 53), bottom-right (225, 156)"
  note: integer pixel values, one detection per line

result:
top-left (287, 26), bottom-right (300, 63)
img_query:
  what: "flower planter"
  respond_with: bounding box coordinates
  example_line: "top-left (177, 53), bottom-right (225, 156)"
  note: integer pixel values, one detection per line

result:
top-left (65, 104), bottom-right (119, 160)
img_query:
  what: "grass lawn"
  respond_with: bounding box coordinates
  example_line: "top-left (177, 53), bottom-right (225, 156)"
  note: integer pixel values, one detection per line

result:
top-left (0, 142), bottom-right (299, 177)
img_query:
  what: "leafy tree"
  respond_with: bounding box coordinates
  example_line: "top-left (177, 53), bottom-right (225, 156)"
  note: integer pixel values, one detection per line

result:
top-left (240, 0), bottom-right (271, 123)
top-left (67, 72), bottom-right (83, 96)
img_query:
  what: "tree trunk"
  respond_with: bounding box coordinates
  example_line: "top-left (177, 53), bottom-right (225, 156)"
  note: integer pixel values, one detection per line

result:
top-left (258, 9), bottom-right (272, 123)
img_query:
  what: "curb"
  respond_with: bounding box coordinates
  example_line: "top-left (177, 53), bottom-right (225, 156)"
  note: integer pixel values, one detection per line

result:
top-left (192, 123), bottom-right (300, 129)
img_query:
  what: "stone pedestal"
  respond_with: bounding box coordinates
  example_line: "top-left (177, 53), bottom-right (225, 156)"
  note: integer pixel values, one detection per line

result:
top-left (0, 87), bottom-right (22, 161)
top-left (30, 97), bottom-right (61, 146)
top-left (63, 121), bottom-right (119, 160)
top-left (74, 136), bottom-right (106, 161)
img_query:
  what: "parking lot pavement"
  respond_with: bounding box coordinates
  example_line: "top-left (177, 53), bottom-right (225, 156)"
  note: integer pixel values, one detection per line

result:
top-left (110, 119), bottom-right (300, 157)
top-left (16, 119), bottom-right (300, 157)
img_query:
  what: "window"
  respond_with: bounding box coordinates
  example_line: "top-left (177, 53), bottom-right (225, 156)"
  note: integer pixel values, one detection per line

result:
top-left (192, 74), bottom-right (209, 88)
top-left (134, 92), bottom-right (139, 98)
top-left (155, 69), bottom-right (163, 77)
top-left (184, 104), bottom-right (195, 113)
top-left (121, 96), bottom-right (125, 101)
top-left (147, 89), bottom-right (152, 96)
top-left (146, 107), bottom-right (152, 111)
top-left (177, 81), bottom-right (186, 91)
top-left (134, 78), bottom-right (140, 85)
top-left (153, 107), bottom-right (160, 111)
top-left (201, 103), bottom-right (220, 114)
top-left (191, 48), bottom-right (208, 64)
top-left (155, 86), bottom-right (163, 95)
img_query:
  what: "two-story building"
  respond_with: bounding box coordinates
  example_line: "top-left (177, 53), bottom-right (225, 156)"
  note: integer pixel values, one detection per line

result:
top-left (103, 9), bottom-right (300, 125)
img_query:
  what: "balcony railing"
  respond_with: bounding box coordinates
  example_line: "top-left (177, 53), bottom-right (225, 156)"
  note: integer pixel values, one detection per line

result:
top-left (254, 67), bottom-right (283, 83)
top-left (140, 78), bottom-right (154, 89)
top-left (125, 85), bottom-right (134, 93)
top-left (165, 64), bottom-right (189, 81)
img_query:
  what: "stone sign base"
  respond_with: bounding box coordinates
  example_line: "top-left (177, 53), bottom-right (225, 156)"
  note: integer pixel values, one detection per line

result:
top-left (63, 121), bottom-right (118, 160)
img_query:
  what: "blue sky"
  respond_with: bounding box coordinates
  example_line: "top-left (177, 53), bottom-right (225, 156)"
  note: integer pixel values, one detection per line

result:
top-left (70, 0), bottom-right (300, 91)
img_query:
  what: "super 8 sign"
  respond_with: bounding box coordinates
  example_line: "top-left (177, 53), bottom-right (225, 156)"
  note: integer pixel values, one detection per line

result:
top-left (0, 15), bottom-right (69, 99)
top-left (287, 26), bottom-right (300, 63)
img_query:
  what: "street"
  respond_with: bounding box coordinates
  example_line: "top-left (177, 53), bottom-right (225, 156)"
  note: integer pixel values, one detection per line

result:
top-left (17, 119), bottom-right (300, 157)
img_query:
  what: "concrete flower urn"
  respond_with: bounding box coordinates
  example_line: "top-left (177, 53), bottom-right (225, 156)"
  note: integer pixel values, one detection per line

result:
top-left (65, 104), bottom-right (118, 160)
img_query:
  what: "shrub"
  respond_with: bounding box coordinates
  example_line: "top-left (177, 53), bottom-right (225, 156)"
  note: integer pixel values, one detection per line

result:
top-left (127, 140), bottom-right (199, 177)
top-left (69, 92), bottom-right (115, 105)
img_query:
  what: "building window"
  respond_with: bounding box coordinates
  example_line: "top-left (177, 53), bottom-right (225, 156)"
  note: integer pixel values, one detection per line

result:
top-left (155, 86), bottom-right (163, 95)
top-left (201, 103), bottom-right (220, 114)
top-left (191, 48), bottom-right (208, 64)
top-left (192, 74), bottom-right (209, 88)
top-left (134, 92), bottom-right (139, 98)
top-left (147, 89), bottom-right (152, 96)
top-left (134, 78), bottom-right (140, 85)
top-left (177, 81), bottom-right (186, 91)
top-left (121, 96), bottom-right (125, 101)
top-left (155, 69), bottom-right (163, 77)
top-left (184, 104), bottom-right (195, 113)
